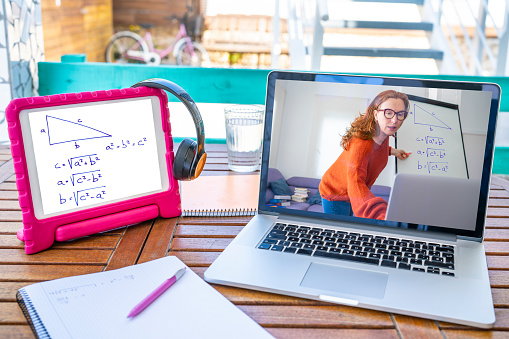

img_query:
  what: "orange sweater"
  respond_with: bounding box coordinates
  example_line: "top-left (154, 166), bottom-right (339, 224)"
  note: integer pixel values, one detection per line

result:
top-left (319, 137), bottom-right (391, 220)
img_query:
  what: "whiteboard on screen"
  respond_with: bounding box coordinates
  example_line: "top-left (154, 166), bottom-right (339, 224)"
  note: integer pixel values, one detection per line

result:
top-left (396, 94), bottom-right (468, 179)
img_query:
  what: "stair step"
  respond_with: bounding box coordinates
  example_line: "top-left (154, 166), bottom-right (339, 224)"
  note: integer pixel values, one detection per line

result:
top-left (323, 47), bottom-right (444, 59)
top-left (322, 20), bottom-right (433, 31)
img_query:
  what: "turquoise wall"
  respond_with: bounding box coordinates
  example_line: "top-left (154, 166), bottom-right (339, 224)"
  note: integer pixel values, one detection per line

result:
top-left (38, 61), bottom-right (509, 110)
top-left (494, 147), bottom-right (509, 175)
top-left (39, 62), bottom-right (270, 104)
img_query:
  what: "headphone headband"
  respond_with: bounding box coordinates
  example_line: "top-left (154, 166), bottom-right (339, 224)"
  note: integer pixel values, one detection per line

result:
top-left (131, 79), bottom-right (205, 151)
top-left (131, 78), bottom-right (206, 180)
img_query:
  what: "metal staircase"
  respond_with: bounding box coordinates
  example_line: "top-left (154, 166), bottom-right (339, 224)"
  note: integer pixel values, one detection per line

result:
top-left (282, 0), bottom-right (509, 75)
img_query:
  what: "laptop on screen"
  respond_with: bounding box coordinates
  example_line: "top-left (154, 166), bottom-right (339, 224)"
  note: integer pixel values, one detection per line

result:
top-left (204, 71), bottom-right (499, 328)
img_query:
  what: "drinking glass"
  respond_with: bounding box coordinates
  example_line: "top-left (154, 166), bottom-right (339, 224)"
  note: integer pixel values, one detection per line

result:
top-left (224, 105), bottom-right (264, 173)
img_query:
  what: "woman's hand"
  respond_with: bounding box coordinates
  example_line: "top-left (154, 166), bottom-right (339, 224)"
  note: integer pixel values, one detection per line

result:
top-left (391, 148), bottom-right (410, 160)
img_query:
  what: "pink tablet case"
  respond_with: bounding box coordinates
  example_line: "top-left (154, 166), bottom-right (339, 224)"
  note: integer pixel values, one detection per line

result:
top-left (6, 87), bottom-right (181, 254)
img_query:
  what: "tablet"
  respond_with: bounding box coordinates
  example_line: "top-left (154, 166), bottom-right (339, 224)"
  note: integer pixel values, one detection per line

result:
top-left (7, 87), bottom-right (180, 254)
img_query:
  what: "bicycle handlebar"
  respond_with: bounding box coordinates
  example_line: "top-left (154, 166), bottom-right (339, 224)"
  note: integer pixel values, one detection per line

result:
top-left (163, 4), bottom-right (193, 25)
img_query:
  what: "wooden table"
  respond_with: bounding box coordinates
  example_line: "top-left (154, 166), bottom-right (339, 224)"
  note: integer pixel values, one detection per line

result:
top-left (1, 143), bottom-right (509, 338)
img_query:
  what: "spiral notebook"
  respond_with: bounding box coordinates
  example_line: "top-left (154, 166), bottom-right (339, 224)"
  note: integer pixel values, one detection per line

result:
top-left (16, 256), bottom-right (272, 339)
top-left (180, 174), bottom-right (259, 217)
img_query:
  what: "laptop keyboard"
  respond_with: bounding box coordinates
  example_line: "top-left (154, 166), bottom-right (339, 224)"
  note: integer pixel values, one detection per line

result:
top-left (258, 223), bottom-right (456, 277)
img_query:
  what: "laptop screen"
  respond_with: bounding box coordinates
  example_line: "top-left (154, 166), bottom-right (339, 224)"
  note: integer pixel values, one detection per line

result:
top-left (259, 71), bottom-right (500, 239)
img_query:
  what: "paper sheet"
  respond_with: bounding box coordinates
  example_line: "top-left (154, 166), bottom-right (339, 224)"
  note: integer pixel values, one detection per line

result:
top-left (22, 256), bottom-right (272, 339)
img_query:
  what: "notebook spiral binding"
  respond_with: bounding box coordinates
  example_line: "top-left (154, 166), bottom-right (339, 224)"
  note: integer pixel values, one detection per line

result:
top-left (16, 290), bottom-right (50, 339)
top-left (182, 208), bottom-right (257, 217)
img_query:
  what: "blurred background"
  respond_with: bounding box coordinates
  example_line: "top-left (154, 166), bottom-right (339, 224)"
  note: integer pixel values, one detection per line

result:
top-left (30, 0), bottom-right (509, 74)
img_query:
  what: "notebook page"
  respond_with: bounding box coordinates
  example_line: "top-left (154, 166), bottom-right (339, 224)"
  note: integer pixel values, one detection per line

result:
top-left (22, 256), bottom-right (272, 339)
top-left (180, 174), bottom-right (259, 216)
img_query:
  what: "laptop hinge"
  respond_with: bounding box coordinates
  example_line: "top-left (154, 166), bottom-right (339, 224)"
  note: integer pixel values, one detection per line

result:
top-left (259, 210), bottom-right (278, 216)
top-left (457, 235), bottom-right (483, 243)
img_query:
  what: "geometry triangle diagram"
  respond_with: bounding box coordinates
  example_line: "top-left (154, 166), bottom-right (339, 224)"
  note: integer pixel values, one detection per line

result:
top-left (412, 103), bottom-right (451, 130)
top-left (46, 115), bottom-right (112, 145)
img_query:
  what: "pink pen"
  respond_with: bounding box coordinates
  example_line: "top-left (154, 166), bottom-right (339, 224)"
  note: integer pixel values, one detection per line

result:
top-left (127, 267), bottom-right (186, 318)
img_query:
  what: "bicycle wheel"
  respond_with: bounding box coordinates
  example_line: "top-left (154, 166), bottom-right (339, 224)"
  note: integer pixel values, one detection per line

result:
top-left (105, 31), bottom-right (149, 64)
top-left (176, 41), bottom-right (211, 67)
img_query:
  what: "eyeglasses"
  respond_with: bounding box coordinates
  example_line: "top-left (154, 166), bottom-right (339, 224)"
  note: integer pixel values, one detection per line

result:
top-left (378, 108), bottom-right (408, 121)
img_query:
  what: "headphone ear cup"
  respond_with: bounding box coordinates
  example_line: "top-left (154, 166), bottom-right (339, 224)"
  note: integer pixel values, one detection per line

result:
top-left (173, 138), bottom-right (197, 181)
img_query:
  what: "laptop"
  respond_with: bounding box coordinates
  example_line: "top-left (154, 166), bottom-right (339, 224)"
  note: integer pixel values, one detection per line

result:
top-left (204, 71), bottom-right (500, 328)
top-left (386, 173), bottom-right (479, 230)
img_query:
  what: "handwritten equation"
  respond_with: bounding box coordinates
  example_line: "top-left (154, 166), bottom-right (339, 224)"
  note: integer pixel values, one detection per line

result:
top-left (417, 160), bottom-right (449, 174)
top-left (415, 136), bottom-right (449, 174)
top-left (53, 136), bottom-right (150, 208)
top-left (416, 148), bottom-right (446, 159)
top-left (105, 137), bottom-right (148, 150)
top-left (397, 99), bottom-right (468, 179)
top-left (416, 136), bottom-right (445, 146)
top-left (48, 275), bottom-right (135, 305)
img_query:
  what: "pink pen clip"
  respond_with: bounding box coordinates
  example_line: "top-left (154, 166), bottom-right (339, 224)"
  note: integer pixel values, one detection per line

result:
top-left (127, 267), bottom-right (186, 318)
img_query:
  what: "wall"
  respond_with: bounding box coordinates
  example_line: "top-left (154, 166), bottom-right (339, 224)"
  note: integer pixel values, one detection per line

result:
top-left (0, 1), bottom-right (10, 144)
top-left (41, 0), bottom-right (113, 62)
top-left (0, 0), bottom-right (45, 144)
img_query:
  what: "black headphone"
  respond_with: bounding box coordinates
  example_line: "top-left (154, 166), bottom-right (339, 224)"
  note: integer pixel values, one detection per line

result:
top-left (131, 78), bottom-right (207, 181)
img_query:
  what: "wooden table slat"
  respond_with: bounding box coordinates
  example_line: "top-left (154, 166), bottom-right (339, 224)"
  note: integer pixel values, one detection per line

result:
top-left (489, 190), bottom-right (509, 198)
top-left (0, 191), bottom-right (19, 200)
top-left (0, 201), bottom-right (20, 211)
top-left (487, 208), bottom-right (509, 217)
top-left (137, 217), bottom-right (178, 264)
top-left (0, 234), bottom-right (121, 250)
top-left (179, 217), bottom-right (252, 225)
top-left (489, 270), bottom-right (509, 287)
top-left (0, 211), bottom-right (21, 222)
top-left (167, 251), bottom-right (220, 266)
top-left (442, 329), bottom-right (509, 338)
top-left (0, 264), bottom-right (103, 282)
top-left (237, 305), bottom-right (394, 327)
top-left (175, 224), bottom-right (244, 237)
top-left (0, 282), bottom-right (33, 302)
top-left (0, 302), bottom-right (28, 324)
top-left (484, 228), bottom-right (509, 240)
top-left (393, 314), bottom-right (443, 339)
top-left (266, 328), bottom-right (400, 339)
top-left (492, 288), bottom-right (509, 307)
top-left (0, 325), bottom-right (34, 338)
top-left (212, 284), bottom-right (331, 306)
top-left (489, 198), bottom-right (509, 207)
top-left (0, 183), bottom-right (17, 191)
top-left (171, 237), bottom-right (232, 251)
top-left (0, 248), bottom-right (111, 265)
top-left (0, 222), bottom-right (24, 234)
top-left (104, 221), bottom-right (153, 271)
top-left (439, 308), bottom-right (509, 330)
top-left (484, 242), bottom-right (509, 255)
top-left (0, 160), bottom-right (14, 186)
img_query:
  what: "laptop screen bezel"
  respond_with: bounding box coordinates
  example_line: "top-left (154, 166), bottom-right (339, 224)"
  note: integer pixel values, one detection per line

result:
top-left (258, 71), bottom-right (501, 240)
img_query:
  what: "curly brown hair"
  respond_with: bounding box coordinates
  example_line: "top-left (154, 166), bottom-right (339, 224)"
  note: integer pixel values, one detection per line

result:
top-left (341, 90), bottom-right (409, 150)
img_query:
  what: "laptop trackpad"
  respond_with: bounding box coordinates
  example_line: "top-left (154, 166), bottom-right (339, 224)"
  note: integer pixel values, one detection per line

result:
top-left (300, 263), bottom-right (388, 299)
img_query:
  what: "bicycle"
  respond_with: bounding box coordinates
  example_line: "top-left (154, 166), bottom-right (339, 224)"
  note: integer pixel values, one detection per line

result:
top-left (105, 5), bottom-right (210, 66)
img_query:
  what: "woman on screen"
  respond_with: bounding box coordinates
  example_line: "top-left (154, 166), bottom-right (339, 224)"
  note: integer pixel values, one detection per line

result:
top-left (319, 90), bottom-right (410, 220)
